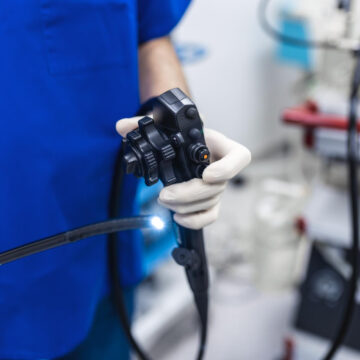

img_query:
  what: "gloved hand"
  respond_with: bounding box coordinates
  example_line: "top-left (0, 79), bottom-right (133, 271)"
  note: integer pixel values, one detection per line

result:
top-left (116, 116), bottom-right (251, 230)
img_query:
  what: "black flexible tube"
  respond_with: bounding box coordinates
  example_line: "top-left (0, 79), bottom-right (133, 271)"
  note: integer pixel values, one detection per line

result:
top-left (322, 50), bottom-right (360, 360)
top-left (176, 226), bottom-right (209, 360)
top-left (107, 144), bottom-right (152, 360)
top-left (194, 291), bottom-right (208, 360)
top-left (0, 216), bottom-right (154, 266)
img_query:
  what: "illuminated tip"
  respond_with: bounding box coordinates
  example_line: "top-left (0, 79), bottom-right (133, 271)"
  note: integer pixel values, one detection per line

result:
top-left (151, 216), bottom-right (165, 230)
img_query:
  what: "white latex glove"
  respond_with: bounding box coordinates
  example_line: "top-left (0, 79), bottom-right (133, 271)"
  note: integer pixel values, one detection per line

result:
top-left (116, 116), bottom-right (251, 230)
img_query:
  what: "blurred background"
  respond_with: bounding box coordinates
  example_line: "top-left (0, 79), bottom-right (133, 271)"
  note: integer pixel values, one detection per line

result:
top-left (130, 1), bottom-right (360, 359)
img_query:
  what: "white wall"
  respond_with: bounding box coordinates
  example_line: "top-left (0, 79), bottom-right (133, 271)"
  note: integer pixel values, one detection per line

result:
top-left (173, 0), bottom-right (303, 156)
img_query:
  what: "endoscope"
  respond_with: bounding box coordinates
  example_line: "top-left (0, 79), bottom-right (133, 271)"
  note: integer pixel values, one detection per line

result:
top-left (0, 88), bottom-right (210, 360)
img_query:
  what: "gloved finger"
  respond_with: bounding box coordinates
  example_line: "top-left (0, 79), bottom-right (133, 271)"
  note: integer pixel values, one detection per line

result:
top-left (115, 116), bottom-right (146, 137)
top-left (202, 129), bottom-right (251, 184)
top-left (159, 178), bottom-right (226, 204)
top-left (158, 194), bottom-right (221, 214)
top-left (173, 203), bottom-right (220, 230)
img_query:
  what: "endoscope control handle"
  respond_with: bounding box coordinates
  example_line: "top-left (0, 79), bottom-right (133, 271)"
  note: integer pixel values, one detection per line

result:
top-left (172, 226), bottom-right (209, 294)
top-left (123, 87), bottom-right (210, 293)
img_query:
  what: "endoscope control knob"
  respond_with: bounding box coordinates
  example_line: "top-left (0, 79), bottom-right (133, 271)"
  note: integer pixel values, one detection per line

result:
top-left (143, 151), bottom-right (159, 185)
top-left (160, 144), bottom-right (176, 161)
top-left (124, 152), bottom-right (140, 176)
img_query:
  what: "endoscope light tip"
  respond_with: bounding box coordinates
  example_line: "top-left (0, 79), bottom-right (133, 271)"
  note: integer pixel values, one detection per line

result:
top-left (151, 216), bottom-right (165, 230)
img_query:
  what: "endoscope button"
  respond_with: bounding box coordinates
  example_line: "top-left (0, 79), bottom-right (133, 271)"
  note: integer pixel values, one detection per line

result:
top-left (185, 107), bottom-right (197, 119)
top-left (189, 128), bottom-right (201, 139)
top-left (171, 132), bottom-right (185, 147)
top-left (195, 164), bottom-right (206, 178)
top-left (189, 143), bottom-right (210, 163)
top-left (198, 148), bottom-right (210, 162)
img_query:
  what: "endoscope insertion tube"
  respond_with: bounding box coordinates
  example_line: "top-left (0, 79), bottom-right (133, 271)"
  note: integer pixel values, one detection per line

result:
top-left (0, 216), bottom-right (165, 266)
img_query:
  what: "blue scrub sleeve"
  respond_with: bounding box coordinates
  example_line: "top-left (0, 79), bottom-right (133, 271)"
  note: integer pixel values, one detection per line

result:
top-left (137, 0), bottom-right (192, 44)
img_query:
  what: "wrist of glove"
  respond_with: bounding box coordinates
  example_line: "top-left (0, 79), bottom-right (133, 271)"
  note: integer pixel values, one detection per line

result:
top-left (116, 116), bottom-right (251, 230)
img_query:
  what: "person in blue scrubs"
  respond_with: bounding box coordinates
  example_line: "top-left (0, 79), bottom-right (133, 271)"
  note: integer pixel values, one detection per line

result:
top-left (0, 1), bottom-right (252, 359)
top-left (0, 1), bottom-right (192, 359)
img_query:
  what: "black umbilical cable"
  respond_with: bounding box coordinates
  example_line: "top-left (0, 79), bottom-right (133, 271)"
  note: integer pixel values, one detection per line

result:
top-left (174, 226), bottom-right (209, 360)
top-left (322, 50), bottom-right (360, 360)
top-left (107, 144), bottom-right (152, 360)
top-left (194, 291), bottom-right (208, 360)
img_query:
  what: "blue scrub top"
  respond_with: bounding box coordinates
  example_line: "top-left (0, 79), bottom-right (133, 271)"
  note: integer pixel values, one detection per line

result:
top-left (0, 0), bottom-right (190, 359)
